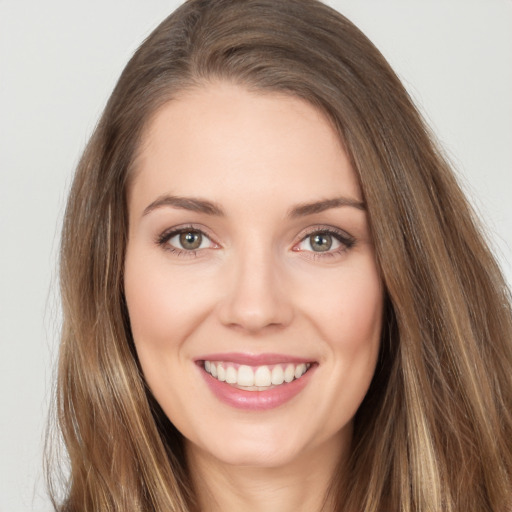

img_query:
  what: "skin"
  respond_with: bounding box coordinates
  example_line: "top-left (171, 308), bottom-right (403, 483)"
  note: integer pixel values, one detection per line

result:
top-left (124, 82), bottom-right (383, 512)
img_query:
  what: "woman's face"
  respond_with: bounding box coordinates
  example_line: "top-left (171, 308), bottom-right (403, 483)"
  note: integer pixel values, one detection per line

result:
top-left (124, 83), bottom-right (383, 468)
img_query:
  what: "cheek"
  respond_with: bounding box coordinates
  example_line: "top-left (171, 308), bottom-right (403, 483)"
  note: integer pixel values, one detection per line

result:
top-left (302, 259), bottom-right (383, 351)
top-left (124, 250), bottom-right (214, 356)
top-left (123, 250), bottom-right (217, 422)
top-left (301, 260), bottom-right (383, 427)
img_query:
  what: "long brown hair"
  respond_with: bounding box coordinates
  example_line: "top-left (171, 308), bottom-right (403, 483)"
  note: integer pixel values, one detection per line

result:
top-left (49, 0), bottom-right (512, 510)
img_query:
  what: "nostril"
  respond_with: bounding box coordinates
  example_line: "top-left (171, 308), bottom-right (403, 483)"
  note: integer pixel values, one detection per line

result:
top-left (217, 297), bottom-right (294, 333)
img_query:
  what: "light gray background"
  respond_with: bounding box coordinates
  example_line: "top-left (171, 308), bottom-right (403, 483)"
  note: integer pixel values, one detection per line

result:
top-left (1, 1), bottom-right (511, 511)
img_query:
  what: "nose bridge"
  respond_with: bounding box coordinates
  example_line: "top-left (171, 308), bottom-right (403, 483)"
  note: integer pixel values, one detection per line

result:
top-left (218, 235), bottom-right (293, 332)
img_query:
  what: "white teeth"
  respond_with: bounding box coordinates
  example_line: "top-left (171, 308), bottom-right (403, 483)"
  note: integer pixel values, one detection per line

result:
top-left (295, 363), bottom-right (306, 379)
top-left (271, 365), bottom-right (284, 385)
top-left (237, 365), bottom-right (254, 386)
top-left (284, 364), bottom-right (295, 383)
top-left (226, 366), bottom-right (237, 384)
top-left (217, 364), bottom-right (226, 382)
top-left (254, 366), bottom-right (272, 386)
top-left (203, 360), bottom-right (312, 389)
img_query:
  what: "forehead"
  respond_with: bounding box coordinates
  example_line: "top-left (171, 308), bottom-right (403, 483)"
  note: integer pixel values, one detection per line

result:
top-left (129, 83), bottom-right (361, 213)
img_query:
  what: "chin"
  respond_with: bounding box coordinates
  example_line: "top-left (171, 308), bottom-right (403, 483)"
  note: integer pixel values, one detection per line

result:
top-left (196, 440), bottom-right (302, 468)
top-left (184, 419), bottom-right (327, 469)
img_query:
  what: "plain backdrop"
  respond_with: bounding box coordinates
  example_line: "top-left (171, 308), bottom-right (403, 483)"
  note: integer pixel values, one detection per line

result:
top-left (1, 1), bottom-right (511, 510)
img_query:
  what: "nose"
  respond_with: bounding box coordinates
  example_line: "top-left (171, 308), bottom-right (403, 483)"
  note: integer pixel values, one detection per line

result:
top-left (216, 244), bottom-right (294, 334)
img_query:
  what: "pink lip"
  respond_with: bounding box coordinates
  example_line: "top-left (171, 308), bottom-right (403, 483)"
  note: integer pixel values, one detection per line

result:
top-left (196, 354), bottom-right (317, 411)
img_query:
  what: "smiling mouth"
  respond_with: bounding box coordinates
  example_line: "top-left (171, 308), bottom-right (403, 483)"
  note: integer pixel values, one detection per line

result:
top-left (201, 361), bottom-right (313, 391)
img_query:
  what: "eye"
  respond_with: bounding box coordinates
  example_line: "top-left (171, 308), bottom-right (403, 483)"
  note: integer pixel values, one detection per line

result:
top-left (294, 228), bottom-right (355, 255)
top-left (305, 232), bottom-right (338, 252)
top-left (170, 230), bottom-right (207, 250)
top-left (157, 226), bottom-right (217, 254)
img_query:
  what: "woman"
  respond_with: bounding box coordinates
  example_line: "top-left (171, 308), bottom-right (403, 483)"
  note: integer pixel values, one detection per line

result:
top-left (49, 0), bottom-right (512, 510)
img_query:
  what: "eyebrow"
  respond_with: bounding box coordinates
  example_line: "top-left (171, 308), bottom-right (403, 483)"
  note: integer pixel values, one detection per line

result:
top-left (143, 195), bottom-right (224, 217)
top-left (142, 194), bottom-right (365, 218)
top-left (287, 197), bottom-right (365, 217)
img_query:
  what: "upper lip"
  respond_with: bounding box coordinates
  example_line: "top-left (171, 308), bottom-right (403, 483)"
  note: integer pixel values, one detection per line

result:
top-left (195, 352), bottom-right (315, 366)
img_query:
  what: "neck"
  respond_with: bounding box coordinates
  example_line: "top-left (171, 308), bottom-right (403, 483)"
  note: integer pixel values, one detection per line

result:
top-left (186, 430), bottom-right (350, 512)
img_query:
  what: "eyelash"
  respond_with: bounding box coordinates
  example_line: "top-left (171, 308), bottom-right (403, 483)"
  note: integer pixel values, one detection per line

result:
top-left (155, 224), bottom-right (356, 259)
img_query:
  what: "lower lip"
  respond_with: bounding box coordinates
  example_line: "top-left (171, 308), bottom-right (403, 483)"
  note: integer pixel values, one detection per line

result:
top-left (199, 365), bottom-right (315, 411)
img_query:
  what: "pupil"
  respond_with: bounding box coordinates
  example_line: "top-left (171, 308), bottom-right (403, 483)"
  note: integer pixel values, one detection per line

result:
top-left (180, 231), bottom-right (202, 250)
top-left (311, 233), bottom-right (332, 252)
